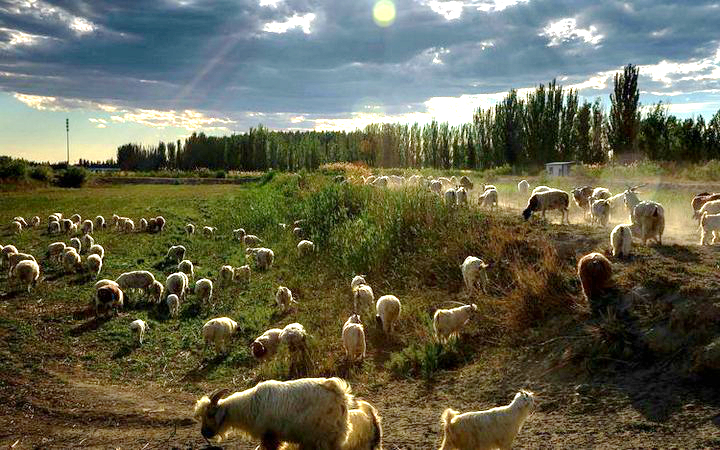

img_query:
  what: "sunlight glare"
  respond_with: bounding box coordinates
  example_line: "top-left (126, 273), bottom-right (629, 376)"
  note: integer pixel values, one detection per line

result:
top-left (373, 0), bottom-right (396, 27)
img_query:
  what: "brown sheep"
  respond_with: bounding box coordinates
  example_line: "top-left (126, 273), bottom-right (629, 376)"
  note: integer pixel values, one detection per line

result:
top-left (577, 252), bottom-right (613, 303)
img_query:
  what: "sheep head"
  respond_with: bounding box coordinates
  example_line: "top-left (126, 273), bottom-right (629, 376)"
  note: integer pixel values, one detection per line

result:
top-left (513, 390), bottom-right (536, 414)
top-left (196, 388), bottom-right (231, 440)
top-left (522, 196), bottom-right (538, 220)
top-left (250, 340), bottom-right (267, 358)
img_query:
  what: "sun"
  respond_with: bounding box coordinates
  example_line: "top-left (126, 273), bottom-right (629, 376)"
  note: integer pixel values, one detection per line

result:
top-left (373, 0), bottom-right (396, 27)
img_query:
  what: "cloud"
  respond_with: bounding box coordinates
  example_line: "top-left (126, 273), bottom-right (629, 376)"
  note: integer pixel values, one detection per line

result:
top-left (263, 13), bottom-right (316, 34)
top-left (540, 18), bottom-right (603, 47)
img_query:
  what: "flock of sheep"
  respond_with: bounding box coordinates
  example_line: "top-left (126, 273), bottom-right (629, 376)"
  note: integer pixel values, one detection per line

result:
top-left (4, 174), bottom-right (720, 449)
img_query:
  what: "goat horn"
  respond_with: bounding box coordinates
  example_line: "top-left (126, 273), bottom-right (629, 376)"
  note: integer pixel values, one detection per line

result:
top-left (209, 388), bottom-right (230, 405)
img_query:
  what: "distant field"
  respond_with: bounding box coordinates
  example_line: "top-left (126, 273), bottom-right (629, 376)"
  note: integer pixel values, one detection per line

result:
top-left (2, 173), bottom-right (720, 448)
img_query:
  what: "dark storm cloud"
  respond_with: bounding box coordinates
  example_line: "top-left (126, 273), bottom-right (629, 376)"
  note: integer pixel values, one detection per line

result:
top-left (1, 0), bottom-right (719, 127)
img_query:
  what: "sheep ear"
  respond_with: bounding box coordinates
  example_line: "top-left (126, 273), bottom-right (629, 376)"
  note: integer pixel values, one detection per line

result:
top-left (209, 388), bottom-right (230, 406)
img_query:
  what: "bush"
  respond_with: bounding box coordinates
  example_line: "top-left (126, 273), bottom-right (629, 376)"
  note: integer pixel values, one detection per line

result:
top-left (386, 341), bottom-right (469, 380)
top-left (56, 166), bottom-right (88, 188)
top-left (0, 157), bottom-right (28, 180)
top-left (195, 168), bottom-right (213, 178)
top-left (29, 165), bottom-right (54, 182)
top-left (214, 170), bottom-right (227, 178)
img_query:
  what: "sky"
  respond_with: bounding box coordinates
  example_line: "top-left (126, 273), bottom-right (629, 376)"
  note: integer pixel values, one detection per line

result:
top-left (1, 0), bottom-right (720, 163)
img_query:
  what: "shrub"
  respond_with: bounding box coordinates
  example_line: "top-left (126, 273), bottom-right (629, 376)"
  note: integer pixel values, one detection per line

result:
top-left (0, 157), bottom-right (28, 180)
top-left (195, 168), bottom-right (213, 178)
top-left (214, 170), bottom-right (227, 178)
top-left (56, 166), bottom-right (88, 188)
top-left (29, 165), bottom-right (54, 182)
top-left (386, 341), bottom-right (469, 380)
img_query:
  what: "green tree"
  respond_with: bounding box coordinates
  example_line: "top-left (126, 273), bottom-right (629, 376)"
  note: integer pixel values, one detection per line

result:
top-left (608, 64), bottom-right (641, 155)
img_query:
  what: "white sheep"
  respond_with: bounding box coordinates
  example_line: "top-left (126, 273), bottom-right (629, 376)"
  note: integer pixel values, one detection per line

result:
top-left (444, 188), bottom-right (457, 206)
top-left (342, 314), bottom-right (366, 362)
top-left (219, 265), bottom-right (235, 286)
top-left (244, 234), bottom-right (263, 246)
top-left (80, 234), bottom-right (94, 252)
top-left (478, 189), bottom-right (498, 209)
top-left (430, 179), bottom-right (443, 194)
top-left (353, 284), bottom-right (374, 315)
top-left (30, 216), bottom-right (40, 227)
top-left (522, 189), bottom-right (570, 224)
top-left (81, 219), bottom-right (93, 235)
top-left (70, 213), bottom-right (81, 224)
top-left (11, 259), bottom-right (40, 293)
top-left (115, 270), bottom-right (157, 295)
top-left (246, 247), bottom-right (274, 270)
top-left (166, 272), bottom-right (189, 301)
top-left (69, 237), bottom-right (81, 253)
top-left (166, 245), bottom-right (186, 262)
top-left (202, 317), bottom-right (238, 354)
top-left (233, 228), bottom-right (245, 240)
top-left (233, 264), bottom-right (251, 284)
top-left (86, 254), bottom-right (103, 278)
top-left (11, 221), bottom-right (22, 234)
top-left (276, 286), bottom-right (297, 311)
top-left (8, 252), bottom-right (36, 275)
top-left (630, 201), bottom-right (665, 245)
top-left (166, 294), bottom-right (180, 318)
top-left (590, 199), bottom-right (610, 227)
top-left (13, 216), bottom-right (27, 227)
top-left (63, 249), bottom-right (82, 273)
top-left (350, 275), bottom-right (367, 290)
top-left (439, 391), bottom-right (536, 450)
top-left (178, 259), bottom-right (194, 280)
top-left (611, 224), bottom-right (633, 258)
top-left (279, 322), bottom-right (308, 353)
top-left (517, 180), bottom-right (530, 195)
top-left (186, 223), bottom-right (196, 235)
top-left (459, 175), bottom-right (473, 191)
top-left (697, 200), bottom-right (720, 223)
top-left (139, 218), bottom-right (148, 231)
top-left (375, 295), bottom-right (401, 335)
top-left (129, 319), bottom-right (148, 345)
top-left (203, 226), bottom-right (217, 238)
top-left (47, 242), bottom-right (67, 262)
top-left (193, 377), bottom-right (353, 447)
top-left (95, 215), bottom-right (105, 230)
top-left (61, 218), bottom-right (74, 233)
top-left (251, 328), bottom-right (283, 359)
top-left (148, 279), bottom-right (164, 303)
top-left (700, 212), bottom-right (720, 245)
top-left (297, 239), bottom-right (315, 257)
top-left (456, 187), bottom-right (468, 206)
top-left (1, 244), bottom-right (18, 267)
top-left (195, 278), bottom-right (213, 303)
top-left (88, 244), bottom-right (105, 259)
top-left (460, 256), bottom-right (489, 296)
top-left (433, 304), bottom-right (477, 343)
top-left (48, 220), bottom-right (60, 234)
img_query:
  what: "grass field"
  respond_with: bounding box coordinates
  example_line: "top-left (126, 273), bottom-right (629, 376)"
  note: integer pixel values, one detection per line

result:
top-left (2, 172), bottom-right (720, 448)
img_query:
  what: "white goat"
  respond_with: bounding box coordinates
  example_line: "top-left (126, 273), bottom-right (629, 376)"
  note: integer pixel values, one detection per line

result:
top-left (129, 319), bottom-right (148, 345)
top-left (202, 317), bottom-right (238, 354)
top-left (460, 256), bottom-right (489, 296)
top-left (630, 201), bottom-right (665, 245)
top-left (433, 304), bottom-right (477, 343)
top-left (342, 314), bottom-right (366, 362)
top-left (251, 328), bottom-right (283, 360)
top-left (517, 180), bottom-right (530, 195)
top-left (195, 278), bottom-right (213, 303)
top-left (700, 212), bottom-right (720, 245)
top-left (610, 224), bottom-right (633, 258)
top-left (375, 295), bottom-right (401, 335)
top-left (276, 286), bottom-right (297, 311)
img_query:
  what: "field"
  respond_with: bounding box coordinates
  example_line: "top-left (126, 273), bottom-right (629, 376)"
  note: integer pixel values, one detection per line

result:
top-left (2, 172), bottom-right (720, 448)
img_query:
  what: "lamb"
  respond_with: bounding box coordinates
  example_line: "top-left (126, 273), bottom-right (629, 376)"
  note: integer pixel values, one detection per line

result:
top-left (375, 295), bottom-right (401, 335)
top-left (166, 272), bottom-right (189, 301)
top-left (178, 259), bottom-right (194, 280)
top-left (459, 175), bottom-right (473, 190)
top-left (165, 245), bottom-right (186, 262)
top-left (297, 239), bottom-right (315, 257)
top-left (47, 242), bottom-right (67, 262)
top-left (195, 278), bottom-right (213, 303)
top-left (517, 179), bottom-right (530, 195)
top-left (166, 294), bottom-right (180, 318)
top-left (233, 264), bottom-right (251, 284)
top-left (696, 200), bottom-right (720, 223)
top-left (692, 193), bottom-right (720, 219)
top-left (86, 254), bottom-right (103, 279)
top-left (246, 247), bottom-right (274, 270)
top-left (88, 244), bottom-right (104, 259)
top-left (590, 199), bottom-right (610, 227)
top-left (186, 223), bottom-right (196, 235)
top-left (232, 228), bottom-right (245, 240)
top-left (460, 256), bottom-right (489, 296)
top-left (439, 391), bottom-right (536, 450)
top-left (700, 212), bottom-right (720, 245)
top-left (115, 270), bottom-right (157, 294)
top-left (610, 224), bottom-right (633, 258)
top-left (11, 221), bottom-right (22, 234)
top-left (456, 187), bottom-right (468, 206)
top-left (80, 234), bottom-right (94, 252)
top-left (69, 237), bottom-right (82, 253)
top-left (202, 317), bottom-right (238, 354)
top-left (139, 218), bottom-right (148, 231)
top-left (95, 215), bottom-right (106, 229)
top-left (577, 252), bottom-right (613, 303)
top-left (350, 275), bottom-right (367, 290)
top-left (203, 226), bottom-right (217, 238)
top-left (342, 314), bottom-right (366, 362)
top-left (353, 284), bottom-right (374, 315)
top-left (433, 304), bottom-right (477, 343)
top-left (193, 377), bottom-right (353, 447)
top-left (148, 280), bottom-right (164, 303)
top-left (276, 286), bottom-right (297, 311)
top-left (63, 249), bottom-right (82, 273)
top-left (94, 284), bottom-right (124, 318)
top-left (129, 319), bottom-right (148, 345)
top-left (629, 201), bottom-right (665, 245)
top-left (244, 234), bottom-right (263, 246)
top-left (251, 328), bottom-right (283, 360)
top-left (522, 189), bottom-right (570, 224)
top-left (219, 265), bottom-right (235, 286)
top-left (444, 188), bottom-right (457, 206)
top-left (478, 188), bottom-right (498, 209)
top-left (81, 219), bottom-right (93, 235)
top-left (30, 216), bottom-right (40, 227)
top-left (10, 260), bottom-right (40, 293)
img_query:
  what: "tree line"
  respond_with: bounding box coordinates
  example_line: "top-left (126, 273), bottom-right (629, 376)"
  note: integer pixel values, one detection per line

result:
top-left (115, 64), bottom-right (720, 172)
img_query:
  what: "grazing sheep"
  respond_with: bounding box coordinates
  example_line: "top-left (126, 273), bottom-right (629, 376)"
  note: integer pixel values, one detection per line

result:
top-left (531, 185), bottom-right (552, 196)
top-left (115, 270), bottom-right (157, 294)
top-left (203, 226), bottom-right (217, 238)
top-left (69, 237), bottom-right (82, 253)
top-left (178, 259), bottom-right (194, 280)
top-left (342, 314), bottom-right (366, 362)
top-left (95, 215), bottom-right (106, 229)
top-left (692, 193), bottom-right (720, 219)
top-left (1, 244), bottom-right (18, 267)
top-left (430, 179), bottom-right (443, 194)
top-left (251, 328), bottom-right (283, 360)
top-left (293, 227), bottom-right (304, 239)
top-left (460, 256), bottom-right (489, 296)
top-left (630, 201), bottom-right (665, 245)
top-left (166, 294), bottom-right (180, 318)
top-left (80, 234), bottom-right (94, 252)
top-left (63, 249), bottom-right (82, 274)
top-left (166, 272), bottom-right (189, 301)
top-left (375, 295), bottom-right (401, 335)
top-left (517, 180), bottom-right (530, 195)
top-left (7, 253), bottom-right (36, 275)
top-left (439, 391), bottom-right (536, 450)
top-left (193, 377), bottom-right (353, 447)
top-left (81, 219), bottom-right (93, 235)
top-left (30, 216), bottom-right (40, 227)
top-left (70, 213), bottom-right (82, 224)
top-left (111, 214), bottom-right (120, 228)
top-left (129, 319), bottom-right (148, 345)
top-left (48, 220), bottom-right (61, 234)
top-left (88, 244), bottom-right (104, 259)
top-left (276, 286), bottom-right (297, 311)
top-left (478, 189), bottom-right (498, 209)
top-left (233, 264), bottom-right (251, 284)
top-left (591, 187), bottom-right (611, 201)
top-left (86, 254), bottom-right (103, 279)
top-left (279, 322), bottom-right (308, 354)
top-left (456, 187), bottom-right (468, 206)
top-left (610, 224), bottom-right (633, 258)
top-left (202, 317), bottom-right (238, 354)
top-left (696, 199), bottom-right (720, 223)
top-left (433, 304), bottom-right (477, 343)
top-left (522, 189), bottom-right (570, 224)
top-left (47, 242), bottom-right (67, 262)
top-left (297, 239), bottom-right (315, 257)
top-left (700, 212), bottom-right (720, 245)
top-left (61, 218), bottom-right (74, 233)
top-left (219, 265), bottom-right (234, 286)
top-left (139, 218), bottom-right (148, 231)
top-left (590, 199), bottom-right (610, 227)
top-left (195, 278), bottom-right (213, 303)
top-left (10, 260), bottom-right (40, 293)
top-left (459, 175), bottom-right (474, 190)
top-left (11, 221), bottom-right (22, 234)
top-left (147, 217), bottom-right (157, 231)
top-left (185, 223), bottom-right (196, 235)
top-left (577, 252), bottom-right (613, 303)
top-left (122, 218), bottom-right (135, 233)
top-left (94, 284), bottom-right (124, 318)
top-left (350, 275), bottom-right (367, 290)
top-left (244, 234), bottom-right (263, 246)
top-left (444, 188), bottom-right (457, 206)
top-left (571, 185), bottom-right (594, 218)
top-left (165, 245), bottom-right (186, 262)
top-left (148, 280), bottom-right (164, 303)
top-left (12, 217), bottom-right (27, 228)
top-left (232, 228), bottom-right (245, 240)
top-left (353, 284), bottom-right (374, 315)
top-left (246, 247), bottom-right (274, 270)
top-left (94, 279), bottom-right (119, 290)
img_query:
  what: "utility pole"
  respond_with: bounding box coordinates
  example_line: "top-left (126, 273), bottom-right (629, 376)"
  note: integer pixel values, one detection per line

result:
top-left (66, 118), bottom-right (70, 165)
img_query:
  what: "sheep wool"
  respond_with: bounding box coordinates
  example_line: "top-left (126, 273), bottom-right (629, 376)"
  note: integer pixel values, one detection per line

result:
top-left (460, 256), bottom-right (489, 296)
top-left (166, 272), bottom-right (189, 301)
top-left (11, 259), bottom-right (40, 293)
top-left (195, 278), bottom-right (213, 303)
top-left (129, 319), bottom-right (148, 345)
top-left (375, 295), bottom-right (401, 335)
top-left (433, 304), bottom-right (477, 343)
top-left (202, 317), bottom-right (238, 354)
top-left (178, 259), bottom-right (194, 280)
top-left (275, 286), bottom-right (296, 311)
top-left (342, 315), bottom-right (366, 362)
top-left (251, 328), bottom-right (283, 359)
top-left (610, 224), bottom-right (633, 258)
top-left (86, 254), bottom-right (103, 279)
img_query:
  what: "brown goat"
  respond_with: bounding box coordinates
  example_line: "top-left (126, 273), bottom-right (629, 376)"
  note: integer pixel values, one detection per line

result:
top-left (577, 252), bottom-right (613, 302)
